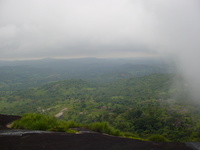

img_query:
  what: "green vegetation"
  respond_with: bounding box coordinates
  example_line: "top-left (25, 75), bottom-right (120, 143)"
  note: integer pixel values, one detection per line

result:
top-left (11, 113), bottom-right (125, 137)
top-left (0, 58), bottom-right (200, 142)
top-left (87, 122), bottom-right (122, 136)
top-left (10, 113), bottom-right (172, 141)
top-left (11, 113), bottom-right (78, 133)
top-left (0, 58), bottom-right (165, 90)
top-left (148, 134), bottom-right (169, 142)
top-left (5, 74), bottom-right (200, 142)
top-left (12, 113), bottom-right (57, 131)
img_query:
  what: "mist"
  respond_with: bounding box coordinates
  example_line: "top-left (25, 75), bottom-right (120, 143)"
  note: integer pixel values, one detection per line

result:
top-left (0, 0), bottom-right (200, 99)
top-left (146, 0), bottom-right (200, 100)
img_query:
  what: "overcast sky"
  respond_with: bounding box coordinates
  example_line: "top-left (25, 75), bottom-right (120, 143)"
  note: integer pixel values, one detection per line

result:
top-left (0, 0), bottom-right (199, 60)
top-left (1, 0), bottom-right (200, 98)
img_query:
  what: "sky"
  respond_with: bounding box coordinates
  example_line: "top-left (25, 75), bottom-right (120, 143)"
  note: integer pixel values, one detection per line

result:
top-left (0, 0), bottom-right (198, 60)
top-left (0, 0), bottom-right (200, 98)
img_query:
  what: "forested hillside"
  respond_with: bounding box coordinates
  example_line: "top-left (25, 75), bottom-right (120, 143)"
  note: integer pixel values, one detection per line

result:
top-left (0, 58), bottom-right (173, 90)
top-left (0, 58), bottom-right (199, 142)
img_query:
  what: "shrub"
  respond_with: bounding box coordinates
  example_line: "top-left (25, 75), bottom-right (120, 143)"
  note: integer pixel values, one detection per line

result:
top-left (52, 120), bottom-right (79, 132)
top-left (88, 122), bottom-right (123, 136)
top-left (148, 134), bottom-right (169, 142)
top-left (11, 113), bottom-right (79, 133)
top-left (12, 113), bottom-right (58, 130)
top-left (12, 114), bottom-right (125, 136)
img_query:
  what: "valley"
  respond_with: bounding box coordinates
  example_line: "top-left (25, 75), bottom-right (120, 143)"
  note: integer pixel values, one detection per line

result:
top-left (0, 58), bottom-right (199, 142)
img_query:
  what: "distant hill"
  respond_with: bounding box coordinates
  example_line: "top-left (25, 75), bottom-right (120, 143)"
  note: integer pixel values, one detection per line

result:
top-left (0, 57), bottom-right (175, 90)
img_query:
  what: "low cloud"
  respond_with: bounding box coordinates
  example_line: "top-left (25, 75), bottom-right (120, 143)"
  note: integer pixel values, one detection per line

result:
top-left (0, 0), bottom-right (200, 98)
top-left (0, 0), bottom-right (157, 59)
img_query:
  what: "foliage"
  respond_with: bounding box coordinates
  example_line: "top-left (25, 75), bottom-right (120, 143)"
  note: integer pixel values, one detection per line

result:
top-left (1, 72), bottom-right (200, 142)
top-left (11, 113), bottom-right (78, 133)
top-left (11, 113), bottom-right (124, 136)
top-left (0, 58), bottom-right (165, 90)
top-left (148, 134), bottom-right (169, 142)
top-left (87, 122), bottom-right (123, 136)
top-left (54, 120), bottom-right (80, 132)
top-left (12, 113), bottom-right (58, 130)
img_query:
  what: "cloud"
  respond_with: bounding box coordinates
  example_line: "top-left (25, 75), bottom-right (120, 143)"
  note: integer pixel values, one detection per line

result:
top-left (141, 0), bottom-right (200, 99)
top-left (0, 0), bottom-right (200, 98)
top-left (0, 0), bottom-right (158, 59)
